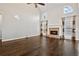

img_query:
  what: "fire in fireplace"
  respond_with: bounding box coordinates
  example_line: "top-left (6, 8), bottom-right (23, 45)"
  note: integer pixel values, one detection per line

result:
top-left (50, 31), bottom-right (58, 35)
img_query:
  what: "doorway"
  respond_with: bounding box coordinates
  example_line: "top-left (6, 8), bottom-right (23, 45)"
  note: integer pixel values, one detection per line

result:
top-left (40, 20), bottom-right (48, 37)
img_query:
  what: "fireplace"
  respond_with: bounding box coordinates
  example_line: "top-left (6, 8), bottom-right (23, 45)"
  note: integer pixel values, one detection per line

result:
top-left (48, 28), bottom-right (60, 38)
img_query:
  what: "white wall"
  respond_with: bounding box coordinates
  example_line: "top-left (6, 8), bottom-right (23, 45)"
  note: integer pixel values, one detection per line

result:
top-left (0, 4), bottom-right (40, 41)
top-left (0, 14), bottom-right (2, 39)
top-left (76, 3), bottom-right (79, 40)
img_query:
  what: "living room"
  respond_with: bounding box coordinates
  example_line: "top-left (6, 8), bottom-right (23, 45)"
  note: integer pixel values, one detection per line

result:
top-left (0, 3), bottom-right (79, 56)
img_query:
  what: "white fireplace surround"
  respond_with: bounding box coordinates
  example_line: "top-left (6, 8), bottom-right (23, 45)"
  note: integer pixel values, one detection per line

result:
top-left (49, 28), bottom-right (59, 35)
top-left (47, 25), bottom-right (61, 38)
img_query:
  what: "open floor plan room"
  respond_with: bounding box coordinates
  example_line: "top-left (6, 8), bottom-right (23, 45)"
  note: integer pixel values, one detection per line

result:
top-left (0, 3), bottom-right (79, 56)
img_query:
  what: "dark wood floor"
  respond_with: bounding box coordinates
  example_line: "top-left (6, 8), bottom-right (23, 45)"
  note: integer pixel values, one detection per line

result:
top-left (0, 36), bottom-right (79, 56)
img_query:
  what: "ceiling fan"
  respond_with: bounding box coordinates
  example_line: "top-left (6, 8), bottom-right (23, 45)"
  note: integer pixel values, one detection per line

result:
top-left (27, 3), bottom-right (45, 8)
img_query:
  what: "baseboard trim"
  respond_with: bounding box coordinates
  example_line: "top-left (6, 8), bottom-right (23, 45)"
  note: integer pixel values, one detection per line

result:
top-left (2, 35), bottom-right (40, 42)
top-left (2, 36), bottom-right (27, 42)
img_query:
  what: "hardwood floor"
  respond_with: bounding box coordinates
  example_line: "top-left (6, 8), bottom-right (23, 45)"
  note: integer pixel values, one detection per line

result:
top-left (0, 36), bottom-right (79, 56)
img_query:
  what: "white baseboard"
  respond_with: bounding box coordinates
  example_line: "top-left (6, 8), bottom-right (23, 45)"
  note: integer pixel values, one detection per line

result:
top-left (2, 36), bottom-right (27, 42)
top-left (2, 34), bottom-right (39, 42)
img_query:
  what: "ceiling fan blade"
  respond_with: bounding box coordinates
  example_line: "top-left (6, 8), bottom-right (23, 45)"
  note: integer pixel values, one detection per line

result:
top-left (27, 3), bottom-right (31, 4)
top-left (38, 3), bottom-right (45, 6)
top-left (35, 4), bottom-right (37, 8)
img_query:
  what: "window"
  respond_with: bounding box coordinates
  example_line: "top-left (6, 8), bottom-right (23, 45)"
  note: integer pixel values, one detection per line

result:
top-left (64, 6), bottom-right (73, 14)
